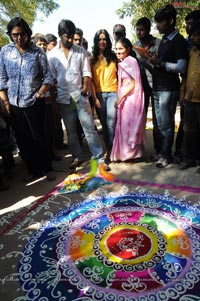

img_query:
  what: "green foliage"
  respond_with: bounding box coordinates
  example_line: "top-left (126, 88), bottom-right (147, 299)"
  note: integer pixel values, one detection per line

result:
top-left (116, 0), bottom-right (200, 39)
top-left (0, 0), bottom-right (59, 47)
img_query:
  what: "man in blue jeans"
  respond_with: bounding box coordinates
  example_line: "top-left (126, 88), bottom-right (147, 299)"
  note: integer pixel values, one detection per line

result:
top-left (149, 4), bottom-right (188, 168)
top-left (179, 20), bottom-right (200, 174)
top-left (48, 19), bottom-right (104, 169)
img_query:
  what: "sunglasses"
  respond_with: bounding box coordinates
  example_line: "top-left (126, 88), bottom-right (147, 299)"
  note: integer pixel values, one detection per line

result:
top-left (11, 32), bottom-right (27, 37)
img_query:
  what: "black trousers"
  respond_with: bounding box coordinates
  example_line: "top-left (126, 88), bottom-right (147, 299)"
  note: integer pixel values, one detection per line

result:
top-left (10, 99), bottom-right (53, 174)
top-left (175, 103), bottom-right (184, 157)
top-left (183, 101), bottom-right (200, 163)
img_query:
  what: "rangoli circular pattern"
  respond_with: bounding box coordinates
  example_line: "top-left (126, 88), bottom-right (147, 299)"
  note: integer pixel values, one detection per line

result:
top-left (18, 192), bottom-right (200, 301)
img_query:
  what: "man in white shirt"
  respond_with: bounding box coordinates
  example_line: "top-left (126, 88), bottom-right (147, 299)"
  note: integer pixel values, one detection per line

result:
top-left (48, 19), bottom-right (104, 169)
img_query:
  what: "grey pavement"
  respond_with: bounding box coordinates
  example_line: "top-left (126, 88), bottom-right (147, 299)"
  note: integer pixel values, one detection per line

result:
top-left (0, 121), bottom-right (200, 215)
top-left (0, 115), bottom-right (200, 301)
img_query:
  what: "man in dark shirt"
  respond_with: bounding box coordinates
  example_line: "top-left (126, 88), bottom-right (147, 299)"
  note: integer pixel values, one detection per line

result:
top-left (174, 9), bottom-right (200, 164)
top-left (179, 20), bottom-right (200, 173)
top-left (133, 17), bottom-right (160, 114)
top-left (149, 4), bottom-right (188, 168)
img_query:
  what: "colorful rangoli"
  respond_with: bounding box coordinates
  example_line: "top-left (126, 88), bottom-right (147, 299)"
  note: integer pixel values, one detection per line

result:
top-left (18, 192), bottom-right (200, 301)
top-left (58, 160), bottom-right (115, 194)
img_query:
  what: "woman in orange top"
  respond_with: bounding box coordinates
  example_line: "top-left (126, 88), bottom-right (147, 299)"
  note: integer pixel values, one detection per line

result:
top-left (90, 29), bottom-right (118, 170)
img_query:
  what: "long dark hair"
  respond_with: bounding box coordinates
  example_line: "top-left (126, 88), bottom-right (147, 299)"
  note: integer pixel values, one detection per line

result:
top-left (7, 17), bottom-right (32, 43)
top-left (91, 29), bottom-right (117, 65)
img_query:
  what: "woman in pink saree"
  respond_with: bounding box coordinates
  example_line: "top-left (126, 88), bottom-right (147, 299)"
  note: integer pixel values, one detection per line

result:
top-left (111, 38), bottom-right (146, 162)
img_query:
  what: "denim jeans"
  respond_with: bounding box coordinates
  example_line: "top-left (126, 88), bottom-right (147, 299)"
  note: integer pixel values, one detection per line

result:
top-left (152, 90), bottom-right (179, 158)
top-left (59, 95), bottom-right (103, 161)
top-left (95, 92), bottom-right (117, 152)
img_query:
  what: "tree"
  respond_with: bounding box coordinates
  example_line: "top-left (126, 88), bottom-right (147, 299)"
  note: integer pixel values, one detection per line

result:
top-left (0, 0), bottom-right (59, 47)
top-left (116, 0), bottom-right (200, 39)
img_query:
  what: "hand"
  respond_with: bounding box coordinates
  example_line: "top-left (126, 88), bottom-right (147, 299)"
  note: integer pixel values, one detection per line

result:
top-left (2, 102), bottom-right (11, 115)
top-left (114, 98), bottom-right (121, 108)
top-left (148, 53), bottom-right (160, 65)
top-left (81, 85), bottom-right (89, 97)
top-left (94, 98), bottom-right (101, 109)
top-left (179, 98), bottom-right (185, 106)
top-left (81, 91), bottom-right (88, 97)
top-left (35, 91), bottom-right (45, 98)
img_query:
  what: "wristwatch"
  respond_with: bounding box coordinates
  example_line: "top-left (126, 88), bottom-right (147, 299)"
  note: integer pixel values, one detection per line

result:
top-left (81, 91), bottom-right (88, 97)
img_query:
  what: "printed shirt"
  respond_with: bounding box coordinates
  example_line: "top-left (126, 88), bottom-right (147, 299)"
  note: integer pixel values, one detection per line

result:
top-left (48, 44), bottom-right (91, 104)
top-left (0, 43), bottom-right (52, 107)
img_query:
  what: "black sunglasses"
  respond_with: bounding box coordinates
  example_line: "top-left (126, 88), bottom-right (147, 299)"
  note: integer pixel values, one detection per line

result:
top-left (11, 32), bottom-right (27, 37)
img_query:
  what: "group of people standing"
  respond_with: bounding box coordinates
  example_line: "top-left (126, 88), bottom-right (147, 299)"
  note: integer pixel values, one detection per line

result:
top-left (0, 3), bottom-right (200, 190)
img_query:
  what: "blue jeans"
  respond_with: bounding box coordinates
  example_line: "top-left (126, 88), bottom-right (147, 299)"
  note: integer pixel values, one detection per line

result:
top-left (59, 95), bottom-right (103, 161)
top-left (95, 92), bottom-right (117, 152)
top-left (152, 90), bottom-right (179, 158)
